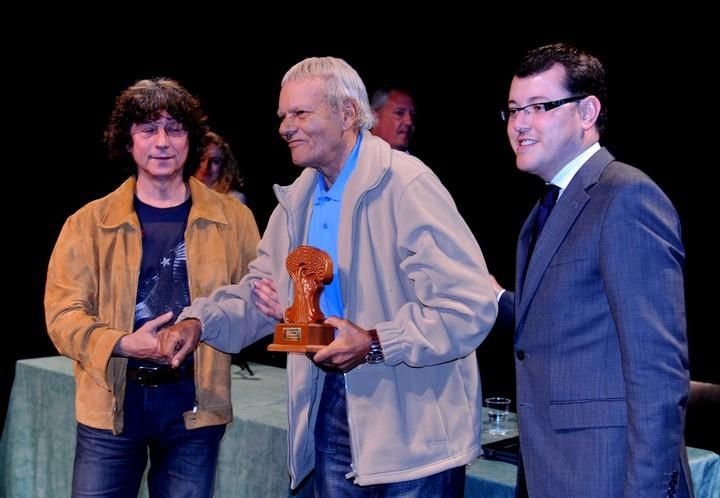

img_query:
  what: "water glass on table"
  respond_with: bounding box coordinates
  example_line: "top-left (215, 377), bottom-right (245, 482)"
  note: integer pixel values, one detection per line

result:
top-left (485, 397), bottom-right (511, 435)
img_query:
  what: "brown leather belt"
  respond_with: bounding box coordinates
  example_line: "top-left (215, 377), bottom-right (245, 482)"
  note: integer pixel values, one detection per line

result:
top-left (126, 364), bottom-right (194, 387)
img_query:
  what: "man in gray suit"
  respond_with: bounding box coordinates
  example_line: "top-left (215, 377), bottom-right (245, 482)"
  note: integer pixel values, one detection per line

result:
top-left (493, 43), bottom-right (693, 497)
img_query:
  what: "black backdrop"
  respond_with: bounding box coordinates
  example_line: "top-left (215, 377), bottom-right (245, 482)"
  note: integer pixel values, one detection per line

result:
top-left (4, 27), bottom-right (715, 435)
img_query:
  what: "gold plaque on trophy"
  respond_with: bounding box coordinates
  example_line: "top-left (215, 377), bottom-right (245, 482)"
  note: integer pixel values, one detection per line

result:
top-left (267, 245), bottom-right (335, 353)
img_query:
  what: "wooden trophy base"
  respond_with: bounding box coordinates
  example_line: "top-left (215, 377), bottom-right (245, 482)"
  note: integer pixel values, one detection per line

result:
top-left (267, 323), bottom-right (335, 353)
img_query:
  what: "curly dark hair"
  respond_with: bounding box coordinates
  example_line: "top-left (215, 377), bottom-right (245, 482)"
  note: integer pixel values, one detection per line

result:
top-left (104, 78), bottom-right (208, 179)
top-left (516, 43), bottom-right (608, 135)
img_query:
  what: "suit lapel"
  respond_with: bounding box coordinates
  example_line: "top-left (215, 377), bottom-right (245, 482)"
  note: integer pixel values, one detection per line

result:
top-left (515, 205), bottom-right (537, 293)
top-left (516, 148), bottom-right (615, 329)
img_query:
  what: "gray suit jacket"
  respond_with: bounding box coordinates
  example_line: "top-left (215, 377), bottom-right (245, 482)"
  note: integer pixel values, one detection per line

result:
top-left (503, 147), bottom-right (692, 497)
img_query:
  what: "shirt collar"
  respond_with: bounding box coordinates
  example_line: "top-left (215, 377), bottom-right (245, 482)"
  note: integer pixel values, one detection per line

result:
top-left (550, 141), bottom-right (601, 194)
top-left (314, 133), bottom-right (363, 203)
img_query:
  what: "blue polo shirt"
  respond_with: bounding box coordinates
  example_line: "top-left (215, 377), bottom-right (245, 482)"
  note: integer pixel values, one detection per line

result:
top-left (307, 133), bottom-right (362, 319)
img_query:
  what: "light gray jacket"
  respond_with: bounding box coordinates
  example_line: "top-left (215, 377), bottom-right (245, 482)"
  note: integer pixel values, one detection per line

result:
top-left (181, 131), bottom-right (497, 486)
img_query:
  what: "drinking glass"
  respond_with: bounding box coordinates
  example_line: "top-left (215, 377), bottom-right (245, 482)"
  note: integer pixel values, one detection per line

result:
top-left (485, 397), bottom-right (511, 435)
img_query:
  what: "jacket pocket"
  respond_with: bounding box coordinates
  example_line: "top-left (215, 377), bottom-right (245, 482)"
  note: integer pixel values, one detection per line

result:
top-left (549, 398), bottom-right (627, 430)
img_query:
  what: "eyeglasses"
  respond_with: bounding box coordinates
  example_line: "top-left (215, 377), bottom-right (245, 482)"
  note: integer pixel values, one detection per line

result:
top-left (132, 122), bottom-right (188, 138)
top-left (500, 95), bottom-right (587, 122)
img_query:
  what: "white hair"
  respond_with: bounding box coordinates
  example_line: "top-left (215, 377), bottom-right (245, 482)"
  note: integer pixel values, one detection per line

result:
top-left (282, 56), bottom-right (375, 130)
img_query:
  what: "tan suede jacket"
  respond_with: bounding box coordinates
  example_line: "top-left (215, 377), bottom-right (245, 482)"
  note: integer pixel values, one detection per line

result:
top-left (45, 177), bottom-right (260, 434)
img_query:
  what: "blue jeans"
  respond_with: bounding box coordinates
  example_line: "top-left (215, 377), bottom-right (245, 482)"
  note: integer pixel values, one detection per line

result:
top-left (72, 377), bottom-right (225, 498)
top-left (314, 372), bottom-right (466, 498)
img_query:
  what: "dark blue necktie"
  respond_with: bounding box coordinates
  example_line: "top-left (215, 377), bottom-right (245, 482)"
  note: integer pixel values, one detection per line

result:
top-left (527, 184), bottom-right (560, 259)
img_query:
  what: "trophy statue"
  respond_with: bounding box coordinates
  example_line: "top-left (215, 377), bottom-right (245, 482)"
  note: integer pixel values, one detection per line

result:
top-left (267, 245), bottom-right (335, 353)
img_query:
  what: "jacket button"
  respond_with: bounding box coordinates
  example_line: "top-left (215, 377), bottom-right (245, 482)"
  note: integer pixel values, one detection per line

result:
top-left (516, 350), bottom-right (526, 360)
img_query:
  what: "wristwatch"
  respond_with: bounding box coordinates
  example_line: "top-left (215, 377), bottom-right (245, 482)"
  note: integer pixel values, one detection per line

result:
top-left (365, 329), bottom-right (384, 364)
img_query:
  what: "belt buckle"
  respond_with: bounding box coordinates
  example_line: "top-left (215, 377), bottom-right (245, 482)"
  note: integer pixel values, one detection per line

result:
top-left (136, 366), bottom-right (161, 387)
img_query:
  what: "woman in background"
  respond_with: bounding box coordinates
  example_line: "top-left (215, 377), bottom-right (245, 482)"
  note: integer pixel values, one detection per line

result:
top-left (194, 131), bottom-right (246, 203)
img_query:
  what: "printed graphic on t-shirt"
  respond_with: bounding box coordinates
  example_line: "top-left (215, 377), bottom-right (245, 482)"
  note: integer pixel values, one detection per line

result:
top-left (135, 240), bottom-right (190, 326)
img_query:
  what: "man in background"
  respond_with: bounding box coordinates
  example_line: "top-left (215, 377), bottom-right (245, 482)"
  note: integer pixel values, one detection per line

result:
top-left (370, 86), bottom-right (416, 151)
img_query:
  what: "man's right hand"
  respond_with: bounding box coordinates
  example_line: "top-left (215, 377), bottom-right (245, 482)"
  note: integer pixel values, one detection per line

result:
top-left (157, 319), bottom-right (202, 368)
top-left (113, 311), bottom-right (174, 362)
